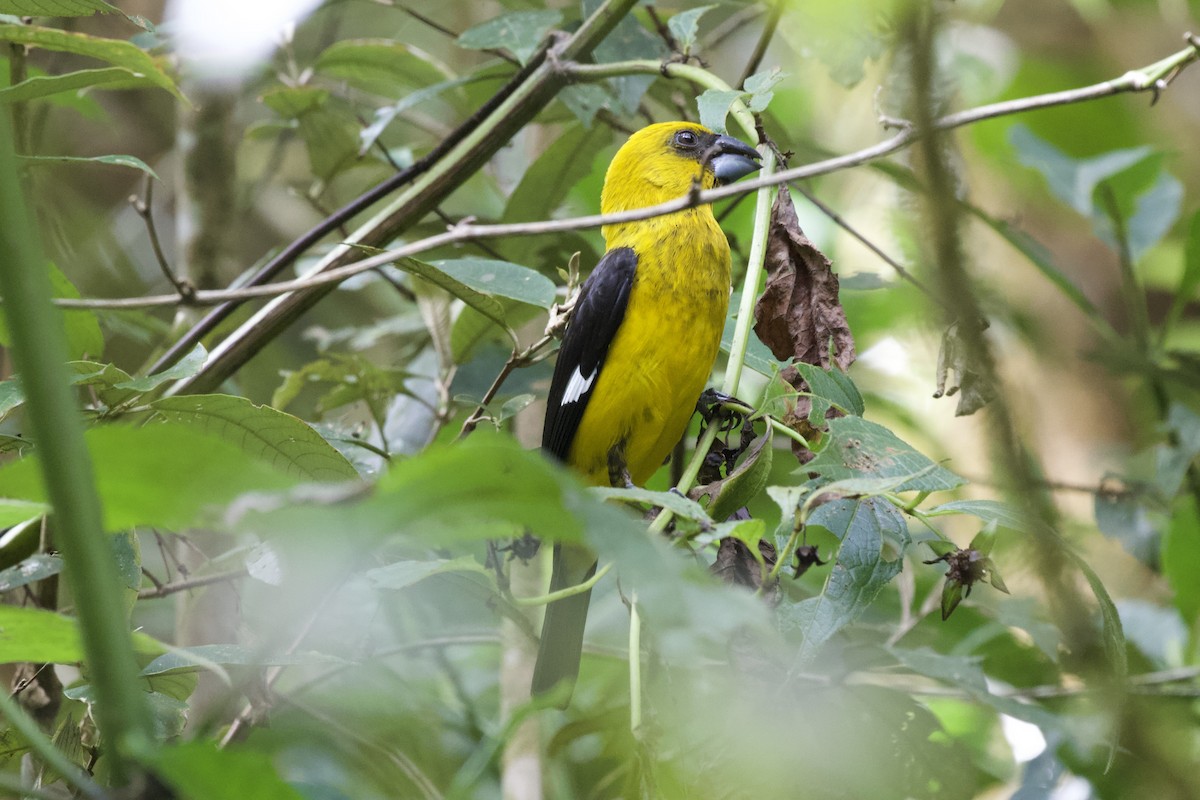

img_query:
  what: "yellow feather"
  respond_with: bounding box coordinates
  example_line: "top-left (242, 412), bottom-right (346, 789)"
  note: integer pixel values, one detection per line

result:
top-left (567, 122), bottom-right (731, 485)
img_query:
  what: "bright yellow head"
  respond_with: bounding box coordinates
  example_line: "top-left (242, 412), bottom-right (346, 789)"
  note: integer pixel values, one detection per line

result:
top-left (599, 122), bottom-right (762, 215)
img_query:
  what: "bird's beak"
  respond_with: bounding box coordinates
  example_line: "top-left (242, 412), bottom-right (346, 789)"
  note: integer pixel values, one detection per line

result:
top-left (710, 134), bottom-right (762, 184)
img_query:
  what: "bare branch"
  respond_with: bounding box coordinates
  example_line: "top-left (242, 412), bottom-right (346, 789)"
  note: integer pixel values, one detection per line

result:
top-left (136, 568), bottom-right (248, 600)
top-left (47, 36), bottom-right (1200, 315)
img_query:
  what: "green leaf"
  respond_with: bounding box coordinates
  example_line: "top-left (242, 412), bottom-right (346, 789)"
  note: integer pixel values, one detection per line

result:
top-left (585, 0), bottom-right (662, 114)
top-left (667, 5), bottom-right (715, 51)
top-left (359, 75), bottom-right (475, 154)
top-left (792, 363), bottom-right (864, 415)
top-left (1165, 211), bottom-right (1200, 335)
top-left (1162, 497), bottom-right (1200, 622)
top-left (558, 83), bottom-right (611, 127)
top-left (0, 264), bottom-right (102, 363)
top-left (314, 39), bottom-right (452, 98)
top-left (0, 23), bottom-right (178, 97)
top-left (690, 428), bottom-right (774, 523)
top-left (141, 645), bottom-right (346, 678)
top-left (924, 499), bottom-right (1027, 531)
top-left (805, 416), bottom-right (965, 493)
top-left (430, 258), bottom-right (557, 308)
top-left (457, 10), bottom-right (561, 65)
top-left (144, 740), bottom-right (308, 800)
top-left (785, 2), bottom-right (889, 86)
top-left (1010, 124), bottom-right (1152, 216)
top-left (115, 343), bottom-right (206, 392)
top-left (697, 89), bottom-right (743, 135)
top-left (1065, 548), bottom-right (1127, 683)
top-left (0, 0), bottom-right (118, 15)
top-left (0, 605), bottom-right (161, 664)
top-left (593, 485), bottom-right (711, 524)
top-left (0, 498), bottom-right (46, 528)
top-left (20, 152), bottom-right (160, 180)
top-left (366, 555), bottom-right (492, 591)
top-left (1094, 482), bottom-right (1157, 564)
top-left (0, 553), bottom-right (60, 593)
top-left (504, 123), bottom-right (607, 224)
top-left (260, 85), bottom-right (328, 118)
top-left (234, 433), bottom-right (586, 545)
top-left (1010, 124), bottom-right (1180, 260)
top-left (0, 66), bottom-right (159, 103)
top-left (391, 257), bottom-right (511, 334)
top-left (150, 394), bottom-right (359, 482)
top-left (0, 422), bottom-right (299, 531)
top-left (783, 498), bottom-right (904, 664)
top-left (743, 67), bottom-right (786, 112)
top-left (722, 298), bottom-right (785, 377)
top-left (451, 299), bottom-right (539, 363)
top-left (148, 691), bottom-right (188, 740)
top-left (969, 205), bottom-right (1105, 325)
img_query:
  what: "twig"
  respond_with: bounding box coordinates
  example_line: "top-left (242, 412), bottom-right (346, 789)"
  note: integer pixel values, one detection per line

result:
top-left (644, 5), bottom-right (679, 53)
top-left (511, 562), bottom-right (613, 607)
top-left (149, 0), bottom-right (640, 395)
top-left (791, 184), bottom-right (948, 312)
top-left (736, 0), bottom-right (783, 88)
top-left (136, 568), bottom-right (248, 600)
top-left (52, 36), bottom-right (1200, 313)
top-left (386, 0), bottom-right (518, 65)
top-left (706, 5), bottom-right (765, 50)
top-left (139, 13), bottom-right (573, 376)
top-left (131, 174), bottom-right (195, 303)
top-left (218, 583), bottom-right (340, 747)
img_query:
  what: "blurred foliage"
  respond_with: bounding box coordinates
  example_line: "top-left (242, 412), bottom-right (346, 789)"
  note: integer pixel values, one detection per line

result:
top-left (1, 0), bottom-right (1199, 799)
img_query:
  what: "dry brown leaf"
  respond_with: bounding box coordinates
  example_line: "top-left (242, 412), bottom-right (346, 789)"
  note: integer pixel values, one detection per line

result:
top-left (710, 534), bottom-right (779, 604)
top-left (752, 189), bottom-right (856, 459)
top-left (753, 189), bottom-right (856, 372)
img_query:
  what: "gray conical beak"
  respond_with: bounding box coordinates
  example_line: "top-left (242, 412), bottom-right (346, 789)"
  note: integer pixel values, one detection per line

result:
top-left (711, 134), bottom-right (762, 184)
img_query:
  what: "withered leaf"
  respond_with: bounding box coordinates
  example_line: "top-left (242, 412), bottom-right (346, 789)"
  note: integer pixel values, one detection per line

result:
top-left (933, 320), bottom-right (996, 416)
top-left (710, 535), bottom-right (779, 604)
top-left (753, 189), bottom-right (856, 372)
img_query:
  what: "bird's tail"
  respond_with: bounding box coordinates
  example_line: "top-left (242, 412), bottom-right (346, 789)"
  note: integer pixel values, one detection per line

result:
top-left (531, 543), bottom-right (597, 707)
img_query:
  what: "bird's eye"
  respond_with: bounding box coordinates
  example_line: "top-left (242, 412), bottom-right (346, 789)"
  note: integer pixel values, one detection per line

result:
top-left (674, 130), bottom-right (698, 148)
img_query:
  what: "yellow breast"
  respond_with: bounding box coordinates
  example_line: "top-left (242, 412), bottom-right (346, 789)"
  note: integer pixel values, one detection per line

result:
top-left (567, 208), bottom-right (731, 485)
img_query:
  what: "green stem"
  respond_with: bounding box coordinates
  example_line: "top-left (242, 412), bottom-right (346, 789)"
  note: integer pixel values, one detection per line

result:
top-left (767, 416), bottom-right (809, 449)
top-left (766, 505), bottom-right (803, 582)
top-left (0, 691), bottom-right (107, 800)
top-left (628, 591), bottom-right (643, 737)
top-left (511, 561), bottom-right (612, 606)
top-left (569, 60), bottom-right (757, 141)
top-left (0, 114), bottom-right (153, 777)
top-left (723, 148), bottom-right (777, 396)
top-left (649, 150), bottom-right (777, 535)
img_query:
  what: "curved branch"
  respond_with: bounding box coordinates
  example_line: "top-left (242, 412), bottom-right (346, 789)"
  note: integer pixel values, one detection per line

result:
top-left (49, 34), bottom-right (1200, 314)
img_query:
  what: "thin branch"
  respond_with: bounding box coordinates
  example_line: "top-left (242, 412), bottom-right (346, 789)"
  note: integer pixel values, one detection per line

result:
top-left (136, 568), bottom-right (248, 600)
top-left (736, 0), bottom-right (783, 88)
top-left (139, 15), bottom-right (571, 376)
top-left (791, 183), bottom-right (947, 311)
top-left (384, 0), bottom-right (519, 65)
top-left (131, 174), bottom-right (194, 303)
top-left (51, 36), bottom-right (1200, 313)
top-left (218, 583), bottom-right (340, 747)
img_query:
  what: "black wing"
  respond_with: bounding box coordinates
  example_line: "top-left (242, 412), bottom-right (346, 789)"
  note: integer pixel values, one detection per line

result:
top-left (542, 246), bottom-right (637, 460)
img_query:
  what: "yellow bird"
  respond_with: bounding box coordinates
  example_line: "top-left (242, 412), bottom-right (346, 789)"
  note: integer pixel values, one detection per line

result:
top-left (533, 121), bottom-right (761, 702)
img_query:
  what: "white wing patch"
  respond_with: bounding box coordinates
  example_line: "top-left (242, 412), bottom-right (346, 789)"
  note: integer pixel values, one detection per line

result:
top-left (561, 366), bottom-right (596, 405)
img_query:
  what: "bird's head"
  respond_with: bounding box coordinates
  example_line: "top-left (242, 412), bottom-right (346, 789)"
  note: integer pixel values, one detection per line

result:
top-left (600, 122), bottom-right (762, 214)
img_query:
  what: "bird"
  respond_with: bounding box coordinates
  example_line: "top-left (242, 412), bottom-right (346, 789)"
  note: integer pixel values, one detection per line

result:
top-left (532, 121), bottom-right (762, 704)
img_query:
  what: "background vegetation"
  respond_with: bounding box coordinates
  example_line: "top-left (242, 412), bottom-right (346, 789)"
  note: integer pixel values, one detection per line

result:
top-left (0, 0), bottom-right (1199, 798)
